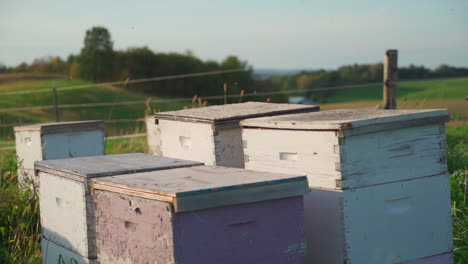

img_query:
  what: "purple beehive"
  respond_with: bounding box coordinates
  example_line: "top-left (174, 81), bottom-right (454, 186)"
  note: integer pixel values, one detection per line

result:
top-left (92, 166), bottom-right (308, 264)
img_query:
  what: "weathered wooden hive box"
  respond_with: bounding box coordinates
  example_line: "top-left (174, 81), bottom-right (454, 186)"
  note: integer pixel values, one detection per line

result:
top-left (35, 153), bottom-right (203, 264)
top-left (92, 166), bottom-right (309, 264)
top-left (145, 115), bottom-right (162, 155)
top-left (241, 109), bottom-right (453, 264)
top-left (14, 120), bottom-right (105, 190)
top-left (154, 102), bottom-right (319, 168)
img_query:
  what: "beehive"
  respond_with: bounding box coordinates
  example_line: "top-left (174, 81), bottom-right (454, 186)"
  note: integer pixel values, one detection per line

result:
top-left (155, 102), bottom-right (319, 168)
top-left (241, 109), bottom-right (453, 264)
top-left (35, 153), bottom-right (203, 264)
top-left (145, 115), bottom-right (162, 155)
top-left (14, 120), bottom-right (105, 190)
top-left (92, 166), bottom-right (309, 264)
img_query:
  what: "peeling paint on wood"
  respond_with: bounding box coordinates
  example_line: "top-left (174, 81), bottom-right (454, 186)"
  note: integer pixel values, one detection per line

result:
top-left (36, 153), bottom-right (203, 260)
top-left (92, 166), bottom-right (308, 213)
top-left (95, 189), bottom-right (307, 264)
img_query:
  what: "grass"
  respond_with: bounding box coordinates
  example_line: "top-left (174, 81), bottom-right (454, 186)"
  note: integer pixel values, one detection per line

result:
top-left (0, 78), bottom-right (192, 141)
top-left (322, 77), bottom-right (468, 103)
top-left (319, 77), bottom-right (468, 122)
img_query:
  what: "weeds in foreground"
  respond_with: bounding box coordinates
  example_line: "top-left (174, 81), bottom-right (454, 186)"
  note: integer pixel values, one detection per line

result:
top-left (0, 151), bottom-right (41, 264)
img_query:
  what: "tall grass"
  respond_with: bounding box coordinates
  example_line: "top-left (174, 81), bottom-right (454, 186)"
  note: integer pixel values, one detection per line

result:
top-left (0, 151), bottom-right (41, 264)
top-left (447, 125), bottom-right (468, 263)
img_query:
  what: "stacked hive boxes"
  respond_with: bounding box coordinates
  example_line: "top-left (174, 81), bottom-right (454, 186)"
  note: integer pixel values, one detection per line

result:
top-left (35, 153), bottom-right (203, 264)
top-left (154, 102), bottom-right (319, 167)
top-left (241, 109), bottom-right (453, 263)
top-left (14, 121), bottom-right (105, 190)
top-left (92, 166), bottom-right (308, 263)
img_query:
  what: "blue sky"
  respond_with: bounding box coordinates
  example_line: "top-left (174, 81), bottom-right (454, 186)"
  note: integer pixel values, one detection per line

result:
top-left (1, 0), bottom-right (467, 69)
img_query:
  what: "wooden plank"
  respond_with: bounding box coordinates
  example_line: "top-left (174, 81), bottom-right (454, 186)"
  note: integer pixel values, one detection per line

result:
top-left (92, 166), bottom-right (308, 212)
top-left (340, 124), bottom-right (447, 189)
top-left (35, 153), bottom-right (203, 179)
top-left (343, 174), bottom-right (452, 263)
top-left (155, 102), bottom-right (319, 123)
top-left (159, 120), bottom-right (217, 165)
top-left (241, 109), bottom-right (450, 136)
top-left (383, 49), bottom-right (398, 109)
top-left (243, 128), bottom-right (340, 189)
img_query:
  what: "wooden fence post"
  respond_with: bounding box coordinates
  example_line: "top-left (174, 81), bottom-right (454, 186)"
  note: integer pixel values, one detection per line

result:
top-left (383, 49), bottom-right (398, 109)
top-left (223, 82), bottom-right (227, 104)
top-left (52, 80), bottom-right (60, 121)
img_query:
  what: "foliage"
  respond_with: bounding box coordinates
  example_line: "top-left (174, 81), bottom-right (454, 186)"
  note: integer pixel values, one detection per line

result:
top-left (267, 64), bottom-right (468, 103)
top-left (446, 126), bottom-right (468, 263)
top-left (0, 151), bottom-right (41, 264)
top-left (77, 26), bottom-right (114, 82)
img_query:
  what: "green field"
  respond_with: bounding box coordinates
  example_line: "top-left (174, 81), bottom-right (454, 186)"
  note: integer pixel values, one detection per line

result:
top-left (0, 78), bottom-right (197, 140)
top-left (317, 77), bottom-right (468, 122)
top-left (322, 77), bottom-right (468, 103)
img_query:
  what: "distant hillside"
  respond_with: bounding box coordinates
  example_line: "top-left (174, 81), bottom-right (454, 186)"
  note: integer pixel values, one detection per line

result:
top-left (0, 78), bottom-right (191, 140)
top-left (254, 68), bottom-right (308, 78)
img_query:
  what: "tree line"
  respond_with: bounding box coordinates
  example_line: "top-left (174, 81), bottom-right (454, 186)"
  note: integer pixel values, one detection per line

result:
top-left (0, 27), bottom-right (254, 98)
top-left (262, 63), bottom-right (468, 102)
top-left (1, 26), bottom-right (467, 100)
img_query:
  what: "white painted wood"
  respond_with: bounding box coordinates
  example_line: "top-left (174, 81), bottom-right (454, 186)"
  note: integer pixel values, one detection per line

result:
top-left (92, 166), bottom-right (308, 212)
top-left (302, 175), bottom-right (453, 264)
top-left (243, 124), bottom-right (447, 189)
top-left (42, 237), bottom-right (97, 264)
top-left (37, 153), bottom-right (203, 259)
top-left (241, 109), bottom-right (450, 136)
top-left (157, 102), bottom-right (320, 167)
top-left (39, 172), bottom-right (92, 258)
top-left (242, 109), bottom-right (452, 263)
top-left (243, 128), bottom-right (340, 189)
top-left (339, 124), bottom-right (447, 189)
top-left (343, 174), bottom-right (452, 264)
top-left (159, 119), bottom-right (217, 165)
top-left (14, 121), bottom-right (105, 190)
top-left (15, 130), bottom-right (42, 189)
top-left (145, 115), bottom-right (162, 155)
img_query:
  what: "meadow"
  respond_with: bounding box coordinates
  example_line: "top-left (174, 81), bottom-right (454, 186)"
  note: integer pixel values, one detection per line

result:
top-left (0, 76), bottom-right (466, 263)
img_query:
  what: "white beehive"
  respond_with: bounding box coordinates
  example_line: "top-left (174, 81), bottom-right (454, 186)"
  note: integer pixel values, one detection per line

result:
top-left (145, 115), bottom-right (162, 155)
top-left (35, 153), bottom-right (203, 264)
top-left (241, 109), bottom-right (453, 264)
top-left (155, 102), bottom-right (319, 168)
top-left (14, 120), bottom-right (105, 190)
top-left (92, 166), bottom-right (309, 264)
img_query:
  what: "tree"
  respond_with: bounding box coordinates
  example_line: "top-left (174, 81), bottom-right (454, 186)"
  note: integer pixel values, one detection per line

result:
top-left (0, 62), bottom-right (7, 73)
top-left (78, 26), bottom-right (114, 81)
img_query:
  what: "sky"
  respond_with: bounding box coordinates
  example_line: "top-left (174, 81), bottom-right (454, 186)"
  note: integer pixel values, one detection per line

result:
top-left (0, 0), bottom-right (467, 69)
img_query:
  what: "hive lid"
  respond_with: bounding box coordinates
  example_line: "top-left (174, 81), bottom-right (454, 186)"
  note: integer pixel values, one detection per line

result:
top-left (92, 166), bottom-right (308, 212)
top-left (34, 153), bottom-right (203, 181)
top-left (155, 102), bottom-right (319, 126)
top-left (241, 109), bottom-right (450, 136)
top-left (14, 120), bottom-right (105, 134)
